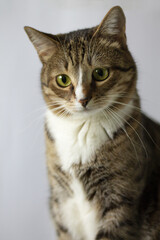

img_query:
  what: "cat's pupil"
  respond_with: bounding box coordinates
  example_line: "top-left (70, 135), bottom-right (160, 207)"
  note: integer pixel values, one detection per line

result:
top-left (97, 69), bottom-right (103, 76)
top-left (62, 76), bottom-right (67, 84)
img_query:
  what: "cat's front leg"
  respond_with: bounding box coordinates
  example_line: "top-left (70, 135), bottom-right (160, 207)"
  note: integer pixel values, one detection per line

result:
top-left (95, 206), bottom-right (140, 240)
top-left (95, 225), bottom-right (140, 240)
top-left (95, 222), bottom-right (139, 240)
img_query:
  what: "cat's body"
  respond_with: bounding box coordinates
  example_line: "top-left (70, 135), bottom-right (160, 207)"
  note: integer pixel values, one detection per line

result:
top-left (25, 6), bottom-right (160, 240)
top-left (46, 109), bottom-right (160, 240)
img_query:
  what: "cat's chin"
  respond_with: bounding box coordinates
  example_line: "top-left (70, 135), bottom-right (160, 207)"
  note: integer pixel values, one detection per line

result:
top-left (71, 107), bottom-right (103, 119)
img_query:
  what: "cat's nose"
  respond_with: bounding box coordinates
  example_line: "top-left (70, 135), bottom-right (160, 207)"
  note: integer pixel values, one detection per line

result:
top-left (78, 97), bottom-right (90, 108)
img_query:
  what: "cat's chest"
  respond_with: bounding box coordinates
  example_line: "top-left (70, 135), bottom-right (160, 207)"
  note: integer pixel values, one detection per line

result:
top-left (61, 176), bottom-right (98, 240)
top-left (46, 109), bottom-right (114, 171)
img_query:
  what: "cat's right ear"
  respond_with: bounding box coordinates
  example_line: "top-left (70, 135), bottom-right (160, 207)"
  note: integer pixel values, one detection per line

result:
top-left (24, 26), bottom-right (59, 63)
top-left (92, 6), bottom-right (126, 42)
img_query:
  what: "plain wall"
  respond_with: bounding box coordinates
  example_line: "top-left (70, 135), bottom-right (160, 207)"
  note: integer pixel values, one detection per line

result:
top-left (1, 0), bottom-right (160, 240)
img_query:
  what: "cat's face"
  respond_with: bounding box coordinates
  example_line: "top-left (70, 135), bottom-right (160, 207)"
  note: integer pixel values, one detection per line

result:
top-left (25, 6), bottom-right (137, 119)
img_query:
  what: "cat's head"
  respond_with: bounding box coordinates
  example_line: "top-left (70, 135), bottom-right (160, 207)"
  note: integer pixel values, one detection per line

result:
top-left (25, 6), bottom-right (137, 119)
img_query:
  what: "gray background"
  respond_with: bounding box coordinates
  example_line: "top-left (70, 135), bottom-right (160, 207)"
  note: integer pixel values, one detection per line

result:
top-left (1, 0), bottom-right (160, 240)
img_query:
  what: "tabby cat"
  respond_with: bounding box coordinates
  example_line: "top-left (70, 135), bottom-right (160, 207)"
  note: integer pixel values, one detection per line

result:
top-left (24, 6), bottom-right (160, 240)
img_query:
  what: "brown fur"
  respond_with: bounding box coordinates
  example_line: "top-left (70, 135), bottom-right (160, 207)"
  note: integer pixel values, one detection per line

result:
top-left (25, 6), bottom-right (160, 240)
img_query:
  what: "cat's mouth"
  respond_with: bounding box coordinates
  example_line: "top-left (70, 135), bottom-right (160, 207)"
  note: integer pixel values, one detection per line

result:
top-left (73, 107), bottom-right (90, 114)
top-left (72, 106), bottom-right (104, 118)
top-left (73, 99), bottom-right (101, 113)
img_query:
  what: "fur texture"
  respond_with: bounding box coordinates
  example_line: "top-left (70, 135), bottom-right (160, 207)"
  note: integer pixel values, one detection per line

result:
top-left (25, 6), bottom-right (160, 240)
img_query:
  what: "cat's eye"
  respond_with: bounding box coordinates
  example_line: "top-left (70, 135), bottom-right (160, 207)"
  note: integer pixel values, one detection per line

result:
top-left (56, 74), bottom-right (71, 88)
top-left (92, 68), bottom-right (109, 81)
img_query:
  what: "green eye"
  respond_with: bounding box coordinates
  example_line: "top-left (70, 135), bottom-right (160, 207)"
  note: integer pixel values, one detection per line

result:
top-left (92, 68), bottom-right (109, 81)
top-left (56, 74), bottom-right (71, 88)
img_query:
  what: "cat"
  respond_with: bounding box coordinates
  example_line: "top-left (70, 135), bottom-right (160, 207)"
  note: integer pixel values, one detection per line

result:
top-left (24, 6), bottom-right (160, 240)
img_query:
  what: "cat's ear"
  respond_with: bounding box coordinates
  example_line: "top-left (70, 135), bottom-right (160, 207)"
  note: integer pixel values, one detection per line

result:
top-left (24, 26), bottom-right (59, 63)
top-left (94, 6), bottom-right (126, 39)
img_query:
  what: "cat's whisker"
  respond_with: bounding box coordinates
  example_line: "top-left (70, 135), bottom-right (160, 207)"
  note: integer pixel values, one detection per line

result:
top-left (96, 91), bottom-right (137, 98)
top-left (22, 108), bottom-right (46, 122)
top-left (106, 108), bottom-right (139, 162)
top-left (102, 108), bottom-right (138, 160)
top-left (99, 99), bottom-right (141, 113)
top-left (50, 105), bottom-right (66, 111)
top-left (111, 104), bottom-right (160, 150)
top-left (21, 103), bottom-right (56, 121)
top-left (58, 109), bottom-right (67, 118)
top-left (102, 110), bottom-right (120, 146)
top-left (99, 95), bottom-right (138, 101)
top-left (46, 100), bottom-right (66, 106)
top-left (19, 111), bottom-right (45, 134)
top-left (55, 106), bottom-right (71, 119)
top-left (93, 96), bottom-right (140, 110)
top-left (106, 107), bottom-right (148, 159)
top-left (110, 100), bottom-right (141, 112)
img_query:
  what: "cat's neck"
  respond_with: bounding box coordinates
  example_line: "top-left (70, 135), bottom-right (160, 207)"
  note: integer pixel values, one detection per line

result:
top-left (46, 98), bottom-right (135, 138)
top-left (45, 99), bottom-right (136, 172)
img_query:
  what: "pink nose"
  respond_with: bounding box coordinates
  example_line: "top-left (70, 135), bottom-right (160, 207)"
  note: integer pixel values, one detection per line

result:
top-left (78, 97), bottom-right (90, 108)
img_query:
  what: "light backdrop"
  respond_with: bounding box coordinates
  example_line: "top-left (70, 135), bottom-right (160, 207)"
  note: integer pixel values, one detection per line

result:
top-left (1, 0), bottom-right (160, 240)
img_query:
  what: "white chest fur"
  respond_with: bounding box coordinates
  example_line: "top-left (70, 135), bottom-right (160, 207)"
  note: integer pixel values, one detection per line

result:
top-left (46, 109), bottom-right (114, 171)
top-left (46, 105), bottom-right (133, 172)
top-left (46, 104), bottom-right (133, 239)
top-left (61, 176), bottom-right (98, 240)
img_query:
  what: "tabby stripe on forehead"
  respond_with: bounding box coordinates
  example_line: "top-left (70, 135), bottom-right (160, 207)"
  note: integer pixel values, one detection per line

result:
top-left (68, 43), bottom-right (74, 65)
top-left (81, 41), bottom-right (86, 63)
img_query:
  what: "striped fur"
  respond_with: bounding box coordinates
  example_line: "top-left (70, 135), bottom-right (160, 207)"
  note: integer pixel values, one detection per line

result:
top-left (25, 6), bottom-right (160, 240)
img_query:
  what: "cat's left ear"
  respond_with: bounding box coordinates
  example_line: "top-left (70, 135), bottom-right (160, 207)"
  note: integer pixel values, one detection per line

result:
top-left (93, 6), bottom-right (126, 41)
top-left (24, 26), bottom-right (60, 63)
